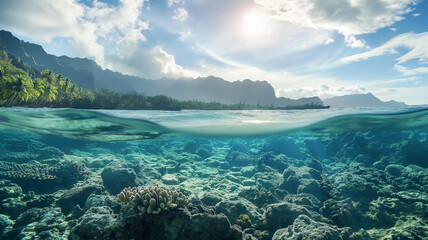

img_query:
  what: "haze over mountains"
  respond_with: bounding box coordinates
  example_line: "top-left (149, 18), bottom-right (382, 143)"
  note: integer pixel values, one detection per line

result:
top-left (0, 30), bottom-right (324, 107)
top-left (324, 93), bottom-right (407, 108)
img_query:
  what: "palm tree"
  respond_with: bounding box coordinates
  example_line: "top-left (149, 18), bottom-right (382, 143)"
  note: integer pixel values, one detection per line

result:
top-left (1, 74), bottom-right (36, 106)
top-left (37, 82), bottom-right (57, 106)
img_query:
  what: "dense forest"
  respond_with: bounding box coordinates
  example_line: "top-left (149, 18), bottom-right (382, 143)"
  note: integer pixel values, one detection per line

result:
top-left (0, 48), bottom-right (327, 110)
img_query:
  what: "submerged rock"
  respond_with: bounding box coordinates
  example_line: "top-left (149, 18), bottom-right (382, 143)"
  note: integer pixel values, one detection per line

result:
top-left (56, 185), bottom-right (103, 214)
top-left (0, 179), bottom-right (22, 199)
top-left (101, 166), bottom-right (137, 194)
top-left (70, 206), bottom-right (120, 240)
top-left (272, 215), bottom-right (341, 240)
top-left (216, 197), bottom-right (262, 226)
top-left (262, 202), bottom-right (312, 232)
top-left (0, 214), bottom-right (13, 237)
top-left (70, 205), bottom-right (242, 240)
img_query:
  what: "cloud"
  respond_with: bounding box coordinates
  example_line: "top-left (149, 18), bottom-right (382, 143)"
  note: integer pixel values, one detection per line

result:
top-left (254, 0), bottom-right (418, 48)
top-left (341, 31), bottom-right (428, 75)
top-left (324, 38), bottom-right (335, 45)
top-left (276, 85), bottom-right (366, 99)
top-left (0, 0), bottom-right (200, 80)
top-left (111, 45), bottom-right (200, 79)
top-left (173, 8), bottom-right (189, 21)
top-left (167, 0), bottom-right (182, 7)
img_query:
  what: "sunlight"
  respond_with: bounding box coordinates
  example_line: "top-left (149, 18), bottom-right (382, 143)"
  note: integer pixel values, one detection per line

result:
top-left (242, 12), bottom-right (267, 35)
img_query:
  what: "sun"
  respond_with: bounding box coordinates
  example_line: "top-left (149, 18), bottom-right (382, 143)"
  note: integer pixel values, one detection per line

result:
top-left (242, 12), bottom-right (267, 35)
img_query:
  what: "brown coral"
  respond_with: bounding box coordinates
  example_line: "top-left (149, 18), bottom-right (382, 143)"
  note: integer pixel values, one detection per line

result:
top-left (117, 186), bottom-right (191, 215)
top-left (0, 161), bottom-right (87, 186)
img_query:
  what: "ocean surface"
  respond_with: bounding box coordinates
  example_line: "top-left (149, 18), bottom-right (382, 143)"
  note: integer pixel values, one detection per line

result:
top-left (0, 107), bottom-right (427, 239)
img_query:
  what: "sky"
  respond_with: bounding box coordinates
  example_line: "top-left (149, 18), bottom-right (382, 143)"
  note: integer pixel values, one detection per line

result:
top-left (0, 0), bottom-right (427, 104)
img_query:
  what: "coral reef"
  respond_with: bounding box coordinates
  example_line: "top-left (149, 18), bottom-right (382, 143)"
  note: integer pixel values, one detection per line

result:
top-left (1, 117), bottom-right (428, 240)
top-left (236, 214), bottom-right (252, 229)
top-left (0, 161), bottom-right (87, 190)
top-left (117, 186), bottom-right (191, 214)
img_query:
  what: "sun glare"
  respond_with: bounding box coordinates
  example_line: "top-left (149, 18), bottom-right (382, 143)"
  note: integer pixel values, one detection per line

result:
top-left (242, 12), bottom-right (267, 35)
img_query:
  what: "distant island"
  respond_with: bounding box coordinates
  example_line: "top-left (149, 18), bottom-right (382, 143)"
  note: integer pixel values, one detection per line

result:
top-left (324, 93), bottom-right (407, 108)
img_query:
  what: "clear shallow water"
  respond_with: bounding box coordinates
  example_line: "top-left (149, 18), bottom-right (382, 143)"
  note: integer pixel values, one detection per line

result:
top-left (0, 107), bottom-right (427, 239)
top-left (0, 106), bottom-right (427, 141)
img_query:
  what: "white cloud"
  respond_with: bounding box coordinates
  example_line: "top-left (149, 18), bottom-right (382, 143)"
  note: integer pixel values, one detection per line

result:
top-left (173, 8), bottom-right (189, 21)
top-left (324, 38), bottom-right (335, 45)
top-left (412, 13), bottom-right (421, 17)
top-left (0, 0), bottom-right (200, 80)
top-left (111, 45), bottom-right (199, 79)
top-left (341, 32), bottom-right (428, 76)
top-left (167, 0), bottom-right (182, 7)
top-left (254, 0), bottom-right (418, 48)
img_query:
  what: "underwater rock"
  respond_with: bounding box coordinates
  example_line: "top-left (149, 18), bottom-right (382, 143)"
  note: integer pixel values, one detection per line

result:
top-left (272, 215), bottom-right (341, 240)
top-left (281, 166), bottom-right (322, 192)
top-left (37, 146), bottom-right (65, 160)
top-left (0, 214), bottom-right (13, 237)
top-left (240, 166), bottom-right (257, 178)
top-left (101, 166), bottom-right (137, 194)
top-left (228, 140), bottom-right (250, 154)
top-left (256, 152), bottom-right (288, 172)
top-left (11, 207), bottom-right (69, 239)
top-left (262, 202), bottom-right (313, 232)
top-left (196, 146), bottom-right (212, 159)
top-left (385, 164), bottom-right (405, 177)
top-left (399, 137), bottom-right (428, 168)
top-left (238, 187), bottom-right (281, 207)
top-left (331, 168), bottom-right (379, 201)
top-left (215, 197), bottom-right (262, 226)
top-left (70, 206), bottom-right (121, 240)
top-left (226, 151), bottom-right (255, 167)
top-left (367, 213), bottom-right (428, 240)
top-left (183, 139), bottom-right (199, 153)
top-left (161, 174), bottom-right (181, 185)
top-left (84, 194), bottom-right (121, 213)
top-left (72, 202), bottom-right (242, 240)
top-left (321, 198), bottom-right (362, 229)
top-left (200, 193), bottom-right (222, 206)
top-left (283, 193), bottom-right (322, 211)
top-left (190, 212), bottom-right (242, 240)
top-left (56, 185), bottom-right (103, 215)
top-left (281, 166), bottom-right (328, 200)
top-left (0, 179), bottom-right (22, 199)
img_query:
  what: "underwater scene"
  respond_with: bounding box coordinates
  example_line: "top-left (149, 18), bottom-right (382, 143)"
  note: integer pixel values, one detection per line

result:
top-left (0, 107), bottom-right (428, 240)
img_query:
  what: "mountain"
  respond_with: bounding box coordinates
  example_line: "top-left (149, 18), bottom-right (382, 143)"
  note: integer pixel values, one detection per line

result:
top-left (0, 30), bottom-right (324, 107)
top-left (323, 93), bottom-right (407, 108)
top-left (0, 41), bottom-right (40, 78)
top-left (0, 30), bottom-right (96, 90)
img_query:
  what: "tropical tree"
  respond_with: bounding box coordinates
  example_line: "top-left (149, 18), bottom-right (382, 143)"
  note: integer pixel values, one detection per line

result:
top-left (1, 74), bottom-right (36, 106)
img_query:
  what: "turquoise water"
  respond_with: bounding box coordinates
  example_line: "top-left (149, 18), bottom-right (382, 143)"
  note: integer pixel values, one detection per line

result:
top-left (0, 107), bottom-right (427, 239)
